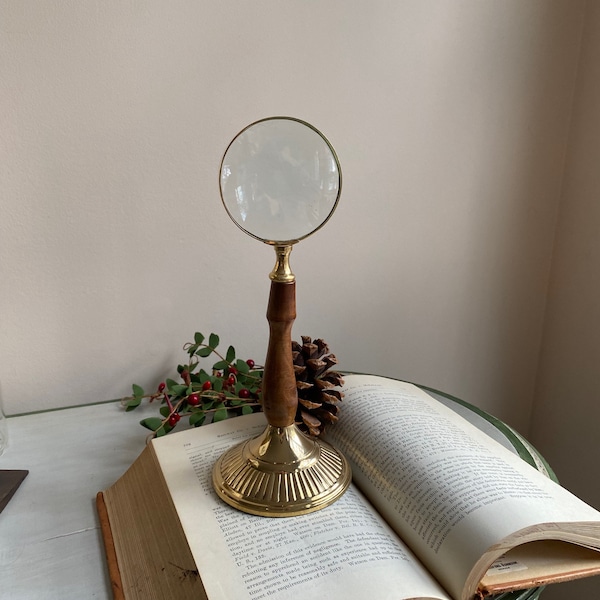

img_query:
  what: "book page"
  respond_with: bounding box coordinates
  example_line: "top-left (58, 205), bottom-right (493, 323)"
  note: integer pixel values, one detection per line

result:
top-left (324, 375), bottom-right (600, 600)
top-left (152, 412), bottom-right (451, 600)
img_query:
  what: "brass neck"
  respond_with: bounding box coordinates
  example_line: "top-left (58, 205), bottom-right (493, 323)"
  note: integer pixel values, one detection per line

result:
top-left (269, 245), bottom-right (295, 282)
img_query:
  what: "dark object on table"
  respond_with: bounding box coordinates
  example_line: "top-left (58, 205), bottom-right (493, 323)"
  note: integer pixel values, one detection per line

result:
top-left (0, 470), bottom-right (28, 514)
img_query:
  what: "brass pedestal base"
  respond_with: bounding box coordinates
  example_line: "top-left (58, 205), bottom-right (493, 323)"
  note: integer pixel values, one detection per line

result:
top-left (212, 424), bottom-right (352, 517)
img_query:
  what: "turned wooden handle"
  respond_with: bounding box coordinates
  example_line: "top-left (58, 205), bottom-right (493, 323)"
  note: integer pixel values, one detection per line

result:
top-left (261, 280), bottom-right (298, 428)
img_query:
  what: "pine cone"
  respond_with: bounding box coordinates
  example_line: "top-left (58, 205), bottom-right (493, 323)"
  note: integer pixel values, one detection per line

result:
top-left (292, 336), bottom-right (344, 437)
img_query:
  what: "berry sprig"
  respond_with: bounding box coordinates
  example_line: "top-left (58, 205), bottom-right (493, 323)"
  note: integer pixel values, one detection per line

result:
top-left (122, 332), bottom-right (262, 438)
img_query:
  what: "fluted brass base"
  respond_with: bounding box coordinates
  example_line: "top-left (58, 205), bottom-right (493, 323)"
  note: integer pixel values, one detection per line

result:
top-left (212, 424), bottom-right (352, 517)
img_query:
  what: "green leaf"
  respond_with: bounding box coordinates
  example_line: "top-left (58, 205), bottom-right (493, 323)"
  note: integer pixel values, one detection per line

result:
top-left (125, 397), bottom-right (142, 411)
top-left (213, 406), bottom-right (228, 422)
top-left (165, 378), bottom-right (179, 390)
top-left (189, 412), bottom-right (206, 427)
top-left (155, 426), bottom-right (167, 437)
top-left (159, 406), bottom-right (171, 417)
top-left (208, 333), bottom-right (220, 349)
top-left (194, 332), bottom-right (205, 345)
top-left (242, 405), bottom-right (254, 415)
top-left (225, 345), bottom-right (236, 363)
top-left (245, 382), bottom-right (260, 394)
top-left (140, 417), bottom-right (164, 432)
top-left (198, 370), bottom-right (210, 382)
top-left (169, 384), bottom-right (188, 397)
top-left (212, 360), bottom-right (229, 371)
top-left (212, 378), bottom-right (223, 392)
top-left (132, 383), bottom-right (145, 398)
top-left (235, 359), bottom-right (250, 374)
top-left (196, 346), bottom-right (213, 358)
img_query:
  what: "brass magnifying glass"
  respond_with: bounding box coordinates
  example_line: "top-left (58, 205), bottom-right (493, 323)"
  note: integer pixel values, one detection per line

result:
top-left (212, 117), bottom-right (351, 516)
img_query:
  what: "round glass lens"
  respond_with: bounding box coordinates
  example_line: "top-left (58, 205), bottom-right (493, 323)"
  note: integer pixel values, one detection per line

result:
top-left (219, 117), bottom-right (341, 244)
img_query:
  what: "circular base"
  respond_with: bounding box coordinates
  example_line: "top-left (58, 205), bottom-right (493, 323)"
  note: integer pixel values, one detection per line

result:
top-left (212, 424), bottom-right (352, 517)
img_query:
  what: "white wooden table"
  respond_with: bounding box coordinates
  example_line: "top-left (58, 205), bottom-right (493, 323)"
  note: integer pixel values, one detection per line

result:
top-left (0, 401), bottom-right (156, 599)
top-left (0, 389), bottom-right (546, 599)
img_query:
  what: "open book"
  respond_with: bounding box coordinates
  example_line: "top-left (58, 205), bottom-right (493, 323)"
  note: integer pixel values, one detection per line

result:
top-left (97, 374), bottom-right (600, 600)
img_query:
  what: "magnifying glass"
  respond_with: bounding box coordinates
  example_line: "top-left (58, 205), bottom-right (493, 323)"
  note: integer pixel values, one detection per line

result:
top-left (212, 117), bottom-right (351, 517)
top-left (219, 116), bottom-right (341, 246)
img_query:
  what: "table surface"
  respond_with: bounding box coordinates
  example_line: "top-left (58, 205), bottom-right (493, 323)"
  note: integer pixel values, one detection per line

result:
top-left (0, 385), bottom-right (547, 600)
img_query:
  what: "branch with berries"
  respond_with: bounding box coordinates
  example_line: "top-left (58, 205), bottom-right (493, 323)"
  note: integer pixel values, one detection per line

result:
top-left (121, 332), bottom-right (344, 438)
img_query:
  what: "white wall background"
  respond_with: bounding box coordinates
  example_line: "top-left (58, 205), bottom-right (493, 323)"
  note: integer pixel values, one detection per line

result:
top-left (530, 3), bottom-right (600, 598)
top-left (3, 1), bottom-right (600, 597)
top-left (1, 1), bottom-right (584, 434)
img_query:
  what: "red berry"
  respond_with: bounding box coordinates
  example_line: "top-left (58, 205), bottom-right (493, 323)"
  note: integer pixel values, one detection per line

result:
top-left (229, 366), bottom-right (238, 376)
top-left (168, 413), bottom-right (180, 427)
top-left (239, 388), bottom-right (250, 399)
top-left (202, 381), bottom-right (212, 391)
top-left (246, 359), bottom-right (255, 369)
top-left (188, 393), bottom-right (200, 406)
top-left (158, 382), bottom-right (166, 393)
top-left (227, 374), bottom-right (236, 386)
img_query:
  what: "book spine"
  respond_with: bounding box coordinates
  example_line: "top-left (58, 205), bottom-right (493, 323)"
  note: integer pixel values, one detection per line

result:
top-left (96, 492), bottom-right (125, 600)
